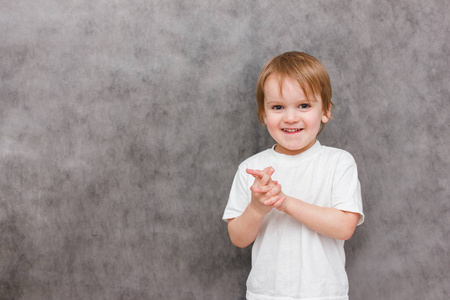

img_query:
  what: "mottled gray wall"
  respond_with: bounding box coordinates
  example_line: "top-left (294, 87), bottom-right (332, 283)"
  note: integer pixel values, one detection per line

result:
top-left (1, 0), bottom-right (448, 299)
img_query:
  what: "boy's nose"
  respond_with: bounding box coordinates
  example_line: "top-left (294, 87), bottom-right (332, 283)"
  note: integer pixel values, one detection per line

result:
top-left (284, 109), bottom-right (300, 123)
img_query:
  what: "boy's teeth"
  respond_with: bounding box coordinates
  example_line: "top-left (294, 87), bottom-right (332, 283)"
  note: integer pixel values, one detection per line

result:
top-left (284, 129), bottom-right (299, 132)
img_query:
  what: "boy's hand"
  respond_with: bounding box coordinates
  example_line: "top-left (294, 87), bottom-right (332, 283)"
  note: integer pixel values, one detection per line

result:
top-left (246, 167), bottom-right (287, 213)
top-left (246, 167), bottom-right (279, 187)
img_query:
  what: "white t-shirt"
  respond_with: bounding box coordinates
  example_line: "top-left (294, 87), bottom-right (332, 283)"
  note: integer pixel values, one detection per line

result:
top-left (223, 141), bottom-right (364, 300)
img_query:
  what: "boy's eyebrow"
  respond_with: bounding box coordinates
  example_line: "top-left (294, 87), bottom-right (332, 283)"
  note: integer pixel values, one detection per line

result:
top-left (265, 97), bottom-right (314, 104)
top-left (265, 99), bottom-right (280, 104)
top-left (264, 100), bottom-right (283, 106)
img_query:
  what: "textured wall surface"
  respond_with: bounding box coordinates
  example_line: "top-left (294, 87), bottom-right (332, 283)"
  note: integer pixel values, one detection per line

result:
top-left (1, 0), bottom-right (449, 299)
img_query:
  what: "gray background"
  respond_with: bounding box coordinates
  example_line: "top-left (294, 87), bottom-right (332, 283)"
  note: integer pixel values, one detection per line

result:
top-left (1, 0), bottom-right (449, 299)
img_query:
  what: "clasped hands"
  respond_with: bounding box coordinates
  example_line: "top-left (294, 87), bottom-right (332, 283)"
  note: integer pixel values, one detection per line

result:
top-left (246, 167), bottom-right (288, 214)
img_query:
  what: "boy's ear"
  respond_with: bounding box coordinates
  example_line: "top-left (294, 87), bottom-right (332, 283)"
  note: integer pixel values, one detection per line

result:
top-left (262, 111), bottom-right (267, 125)
top-left (322, 105), bottom-right (331, 124)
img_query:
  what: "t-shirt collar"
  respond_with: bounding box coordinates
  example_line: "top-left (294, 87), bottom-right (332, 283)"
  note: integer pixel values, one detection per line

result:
top-left (269, 140), bottom-right (322, 163)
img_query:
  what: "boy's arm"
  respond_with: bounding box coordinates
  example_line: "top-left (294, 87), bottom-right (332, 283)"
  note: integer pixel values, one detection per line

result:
top-left (246, 167), bottom-right (361, 241)
top-left (227, 202), bottom-right (267, 248)
top-left (275, 195), bottom-right (360, 240)
top-left (227, 167), bottom-right (284, 248)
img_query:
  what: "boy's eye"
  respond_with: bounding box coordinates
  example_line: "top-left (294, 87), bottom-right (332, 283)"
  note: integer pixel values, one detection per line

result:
top-left (272, 105), bottom-right (283, 110)
top-left (299, 104), bottom-right (310, 109)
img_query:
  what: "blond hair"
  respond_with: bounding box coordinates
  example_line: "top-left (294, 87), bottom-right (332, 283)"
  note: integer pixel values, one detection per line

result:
top-left (256, 52), bottom-right (333, 131)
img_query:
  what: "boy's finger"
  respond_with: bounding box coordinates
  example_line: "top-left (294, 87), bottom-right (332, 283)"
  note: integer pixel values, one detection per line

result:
top-left (246, 168), bottom-right (263, 178)
top-left (266, 184), bottom-right (282, 196)
top-left (250, 177), bottom-right (261, 190)
top-left (262, 166), bottom-right (275, 176)
top-left (269, 194), bottom-right (286, 207)
top-left (260, 167), bottom-right (274, 186)
top-left (264, 195), bottom-right (279, 206)
top-left (253, 185), bottom-right (272, 194)
top-left (273, 196), bottom-right (286, 208)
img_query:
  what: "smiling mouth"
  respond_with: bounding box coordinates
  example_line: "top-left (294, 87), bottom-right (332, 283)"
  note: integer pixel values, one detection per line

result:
top-left (282, 129), bottom-right (302, 133)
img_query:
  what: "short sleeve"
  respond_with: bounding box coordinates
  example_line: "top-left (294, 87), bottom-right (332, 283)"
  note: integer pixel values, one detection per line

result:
top-left (222, 164), bottom-right (251, 222)
top-left (331, 152), bottom-right (365, 225)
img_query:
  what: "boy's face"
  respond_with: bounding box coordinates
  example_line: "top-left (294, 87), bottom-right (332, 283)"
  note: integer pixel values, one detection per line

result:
top-left (262, 74), bottom-right (330, 156)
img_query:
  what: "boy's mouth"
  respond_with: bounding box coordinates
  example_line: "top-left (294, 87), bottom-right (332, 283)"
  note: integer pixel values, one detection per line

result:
top-left (282, 128), bottom-right (302, 133)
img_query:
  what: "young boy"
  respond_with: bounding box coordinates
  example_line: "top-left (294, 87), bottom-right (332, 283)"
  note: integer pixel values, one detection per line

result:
top-left (223, 52), bottom-right (364, 300)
